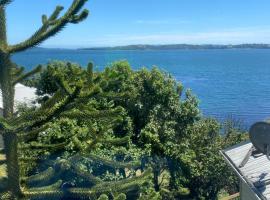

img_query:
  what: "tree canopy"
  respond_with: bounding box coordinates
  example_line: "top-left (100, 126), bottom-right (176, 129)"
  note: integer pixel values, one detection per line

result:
top-left (27, 60), bottom-right (248, 200)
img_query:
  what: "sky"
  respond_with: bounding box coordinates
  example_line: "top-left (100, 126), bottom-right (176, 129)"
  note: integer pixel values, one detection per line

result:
top-left (5, 0), bottom-right (270, 48)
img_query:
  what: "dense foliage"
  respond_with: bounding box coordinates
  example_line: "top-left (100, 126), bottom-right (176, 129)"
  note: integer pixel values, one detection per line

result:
top-left (0, 1), bottom-right (249, 199)
top-left (0, 1), bottom-right (99, 199)
top-left (11, 62), bottom-right (153, 200)
top-left (27, 60), bottom-right (248, 200)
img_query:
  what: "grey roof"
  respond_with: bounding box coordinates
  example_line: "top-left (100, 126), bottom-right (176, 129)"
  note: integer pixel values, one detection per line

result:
top-left (222, 141), bottom-right (270, 200)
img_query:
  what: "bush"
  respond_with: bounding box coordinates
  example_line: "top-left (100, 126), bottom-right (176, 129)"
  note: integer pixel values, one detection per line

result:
top-left (31, 61), bottom-right (247, 199)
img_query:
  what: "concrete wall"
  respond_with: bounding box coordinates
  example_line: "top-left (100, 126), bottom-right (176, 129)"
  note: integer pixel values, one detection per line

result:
top-left (240, 181), bottom-right (260, 200)
top-left (0, 135), bottom-right (3, 149)
top-left (0, 108), bottom-right (3, 149)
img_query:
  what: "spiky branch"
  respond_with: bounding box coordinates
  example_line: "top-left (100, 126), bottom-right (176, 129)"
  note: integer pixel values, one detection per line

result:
top-left (0, 1), bottom-right (152, 199)
top-left (7, 0), bottom-right (89, 53)
top-left (0, 1), bottom-right (89, 199)
top-left (0, 0), bottom-right (12, 7)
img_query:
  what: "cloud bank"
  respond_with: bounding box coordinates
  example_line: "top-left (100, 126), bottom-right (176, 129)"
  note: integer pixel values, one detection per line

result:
top-left (43, 27), bottom-right (270, 48)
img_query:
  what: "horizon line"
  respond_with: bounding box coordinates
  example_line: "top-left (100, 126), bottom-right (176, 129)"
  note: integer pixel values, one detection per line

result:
top-left (39, 43), bottom-right (270, 50)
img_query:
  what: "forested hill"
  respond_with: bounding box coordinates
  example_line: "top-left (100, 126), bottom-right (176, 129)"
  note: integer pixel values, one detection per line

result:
top-left (79, 44), bottom-right (270, 50)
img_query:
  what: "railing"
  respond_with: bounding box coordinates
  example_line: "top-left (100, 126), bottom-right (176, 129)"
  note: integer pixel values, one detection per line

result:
top-left (220, 192), bottom-right (240, 200)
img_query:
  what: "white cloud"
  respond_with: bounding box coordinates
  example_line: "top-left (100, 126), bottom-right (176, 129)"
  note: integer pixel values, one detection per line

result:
top-left (43, 26), bottom-right (270, 48)
top-left (86, 27), bottom-right (270, 46)
top-left (134, 19), bottom-right (189, 25)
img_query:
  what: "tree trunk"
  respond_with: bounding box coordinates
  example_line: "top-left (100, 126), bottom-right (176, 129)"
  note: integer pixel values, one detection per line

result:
top-left (153, 168), bottom-right (160, 192)
top-left (0, 7), bottom-right (22, 198)
top-left (0, 55), bottom-right (21, 198)
top-left (152, 157), bottom-right (161, 192)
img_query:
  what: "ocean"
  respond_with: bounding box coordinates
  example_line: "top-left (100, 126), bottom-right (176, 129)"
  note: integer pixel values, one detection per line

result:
top-left (12, 48), bottom-right (270, 127)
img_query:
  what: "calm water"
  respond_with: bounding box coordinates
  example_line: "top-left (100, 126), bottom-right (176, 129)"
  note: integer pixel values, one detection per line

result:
top-left (12, 48), bottom-right (270, 127)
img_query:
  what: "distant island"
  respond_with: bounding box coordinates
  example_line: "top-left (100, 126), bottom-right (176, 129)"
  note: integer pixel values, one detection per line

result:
top-left (79, 44), bottom-right (270, 50)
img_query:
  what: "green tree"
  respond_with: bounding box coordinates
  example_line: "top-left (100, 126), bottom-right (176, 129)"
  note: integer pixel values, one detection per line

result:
top-left (98, 61), bottom-right (247, 199)
top-left (0, 2), bottom-right (151, 200)
top-left (175, 118), bottom-right (247, 200)
top-left (1, 61), bottom-right (152, 200)
top-left (32, 61), bottom-right (247, 200)
top-left (0, 1), bottom-right (89, 198)
top-left (100, 61), bottom-right (197, 191)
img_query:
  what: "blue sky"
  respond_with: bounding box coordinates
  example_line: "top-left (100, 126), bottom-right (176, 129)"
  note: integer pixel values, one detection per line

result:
top-left (5, 0), bottom-right (270, 48)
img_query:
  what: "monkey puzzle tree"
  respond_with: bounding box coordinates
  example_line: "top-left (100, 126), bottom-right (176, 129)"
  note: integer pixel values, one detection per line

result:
top-left (0, 0), bottom-right (88, 197)
top-left (0, 0), bottom-right (89, 118)
top-left (0, 1), bottom-right (151, 199)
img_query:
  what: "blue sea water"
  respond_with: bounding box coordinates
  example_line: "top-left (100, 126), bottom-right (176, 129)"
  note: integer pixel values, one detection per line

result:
top-left (12, 48), bottom-right (270, 127)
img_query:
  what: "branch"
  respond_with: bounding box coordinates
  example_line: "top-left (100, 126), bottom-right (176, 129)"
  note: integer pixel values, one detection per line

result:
top-left (12, 65), bottom-right (42, 86)
top-left (23, 189), bottom-right (64, 199)
top-left (0, 0), bottom-right (12, 7)
top-left (8, 0), bottom-right (89, 53)
top-left (11, 86), bottom-right (81, 134)
top-left (86, 168), bottom-right (152, 195)
top-left (85, 153), bottom-right (141, 169)
top-left (11, 66), bottom-right (24, 77)
top-left (27, 180), bottom-right (63, 191)
top-left (104, 135), bottom-right (130, 146)
top-left (60, 107), bottom-right (123, 121)
top-left (0, 117), bottom-right (11, 132)
top-left (18, 124), bottom-right (50, 142)
top-left (71, 164), bottom-right (102, 185)
top-left (19, 156), bottom-right (44, 163)
top-left (24, 167), bottom-right (55, 187)
top-left (23, 169), bottom-right (152, 199)
top-left (21, 141), bottom-right (67, 150)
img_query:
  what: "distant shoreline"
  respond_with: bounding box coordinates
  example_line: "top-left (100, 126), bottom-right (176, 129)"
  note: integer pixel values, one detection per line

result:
top-left (77, 44), bottom-right (270, 51)
top-left (34, 44), bottom-right (270, 51)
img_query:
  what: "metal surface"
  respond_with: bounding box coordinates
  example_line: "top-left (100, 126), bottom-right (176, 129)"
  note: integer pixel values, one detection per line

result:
top-left (250, 122), bottom-right (270, 156)
top-left (239, 146), bottom-right (256, 168)
top-left (222, 141), bottom-right (269, 199)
